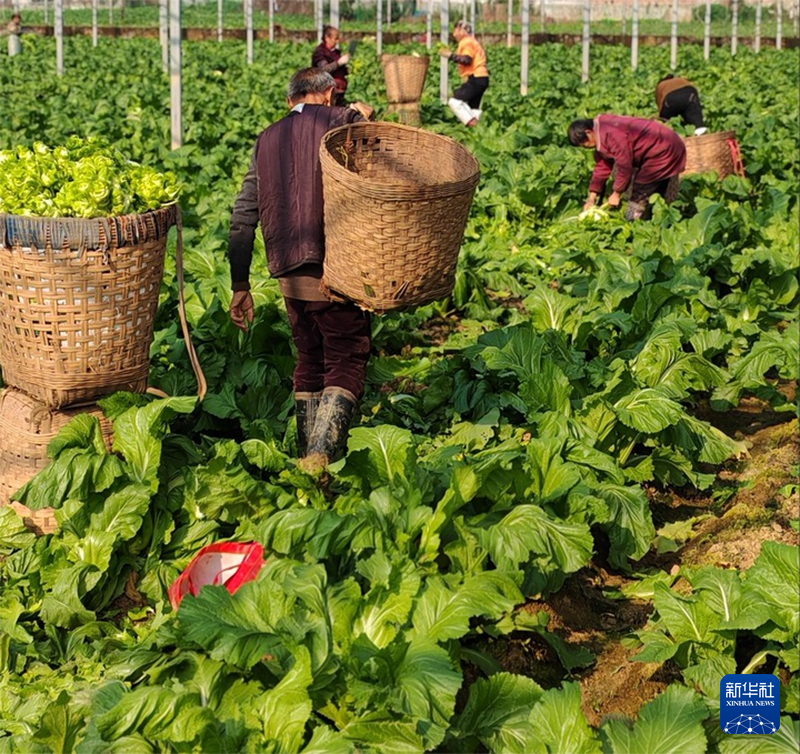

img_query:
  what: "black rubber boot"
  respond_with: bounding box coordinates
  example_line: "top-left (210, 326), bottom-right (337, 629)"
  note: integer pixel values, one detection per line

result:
top-left (299, 386), bottom-right (358, 473)
top-left (295, 391), bottom-right (322, 457)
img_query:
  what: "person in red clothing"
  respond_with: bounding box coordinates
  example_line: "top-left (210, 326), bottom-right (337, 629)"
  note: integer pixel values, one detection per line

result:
top-left (228, 68), bottom-right (374, 471)
top-left (311, 26), bottom-right (351, 106)
top-left (568, 115), bottom-right (686, 220)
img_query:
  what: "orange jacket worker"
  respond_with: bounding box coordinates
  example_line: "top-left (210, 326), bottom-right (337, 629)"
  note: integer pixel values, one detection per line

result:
top-left (439, 20), bottom-right (489, 127)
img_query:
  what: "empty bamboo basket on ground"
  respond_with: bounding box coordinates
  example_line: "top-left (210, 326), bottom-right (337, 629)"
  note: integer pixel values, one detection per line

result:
top-left (0, 205), bottom-right (177, 408)
top-left (0, 387), bottom-right (113, 526)
top-left (682, 130), bottom-right (739, 179)
top-left (320, 122), bottom-right (480, 312)
top-left (382, 54), bottom-right (430, 127)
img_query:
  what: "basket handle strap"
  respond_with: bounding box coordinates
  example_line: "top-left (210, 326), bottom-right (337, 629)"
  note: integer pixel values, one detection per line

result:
top-left (175, 207), bottom-right (207, 402)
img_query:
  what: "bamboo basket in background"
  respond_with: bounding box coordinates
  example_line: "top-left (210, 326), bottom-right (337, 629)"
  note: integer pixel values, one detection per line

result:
top-left (682, 130), bottom-right (740, 179)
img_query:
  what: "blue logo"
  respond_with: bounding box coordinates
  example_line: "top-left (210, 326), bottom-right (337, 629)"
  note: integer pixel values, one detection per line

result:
top-left (720, 674), bottom-right (780, 734)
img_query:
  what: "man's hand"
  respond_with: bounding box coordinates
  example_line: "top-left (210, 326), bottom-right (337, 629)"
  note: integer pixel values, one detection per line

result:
top-left (438, 48), bottom-right (452, 58)
top-left (350, 101), bottom-right (375, 121)
top-left (583, 191), bottom-right (598, 211)
top-left (338, 53), bottom-right (351, 66)
top-left (230, 290), bottom-right (254, 331)
top-left (607, 192), bottom-right (622, 209)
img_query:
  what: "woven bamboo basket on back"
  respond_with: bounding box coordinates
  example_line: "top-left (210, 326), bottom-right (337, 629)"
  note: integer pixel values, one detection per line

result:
top-left (320, 121), bottom-right (480, 312)
top-left (0, 205), bottom-right (177, 408)
top-left (682, 130), bottom-right (737, 179)
top-left (381, 54), bottom-right (430, 104)
top-left (0, 388), bottom-right (113, 530)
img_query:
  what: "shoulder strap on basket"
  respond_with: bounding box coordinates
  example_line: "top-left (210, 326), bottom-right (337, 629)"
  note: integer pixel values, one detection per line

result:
top-left (175, 207), bottom-right (208, 402)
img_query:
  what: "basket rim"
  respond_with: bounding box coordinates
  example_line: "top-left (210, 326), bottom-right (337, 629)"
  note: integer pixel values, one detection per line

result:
top-left (0, 203), bottom-right (178, 252)
top-left (320, 121), bottom-right (480, 199)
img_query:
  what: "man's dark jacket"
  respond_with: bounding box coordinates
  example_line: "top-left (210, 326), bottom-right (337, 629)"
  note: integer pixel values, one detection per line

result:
top-left (229, 104), bottom-right (361, 290)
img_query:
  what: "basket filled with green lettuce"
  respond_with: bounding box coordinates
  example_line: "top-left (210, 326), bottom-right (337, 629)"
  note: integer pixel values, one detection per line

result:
top-left (0, 137), bottom-right (180, 408)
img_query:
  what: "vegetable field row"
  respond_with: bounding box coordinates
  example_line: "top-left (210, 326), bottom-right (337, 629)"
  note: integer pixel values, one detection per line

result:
top-left (1, 35), bottom-right (798, 752)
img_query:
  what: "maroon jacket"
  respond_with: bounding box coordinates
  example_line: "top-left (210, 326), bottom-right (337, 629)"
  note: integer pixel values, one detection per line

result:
top-left (228, 104), bottom-right (362, 289)
top-left (312, 43), bottom-right (349, 93)
top-left (589, 115), bottom-right (686, 194)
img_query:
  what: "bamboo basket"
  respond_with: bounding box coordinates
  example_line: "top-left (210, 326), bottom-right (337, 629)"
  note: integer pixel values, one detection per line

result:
top-left (0, 388), bottom-right (113, 529)
top-left (385, 102), bottom-right (423, 127)
top-left (682, 130), bottom-right (738, 179)
top-left (0, 205), bottom-right (177, 408)
top-left (320, 121), bottom-right (480, 312)
top-left (381, 54), bottom-right (430, 104)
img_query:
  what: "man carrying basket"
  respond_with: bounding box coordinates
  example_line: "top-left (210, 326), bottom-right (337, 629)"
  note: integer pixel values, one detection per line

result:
top-left (227, 68), bottom-right (375, 472)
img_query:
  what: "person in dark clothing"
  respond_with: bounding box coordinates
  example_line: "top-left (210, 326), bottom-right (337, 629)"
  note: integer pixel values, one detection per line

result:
top-left (656, 75), bottom-right (706, 132)
top-left (439, 20), bottom-right (489, 127)
top-left (568, 115), bottom-right (686, 220)
top-left (311, 26), bottom-right (351, 106)
top-left (228, 68), bottom-right (375, 471)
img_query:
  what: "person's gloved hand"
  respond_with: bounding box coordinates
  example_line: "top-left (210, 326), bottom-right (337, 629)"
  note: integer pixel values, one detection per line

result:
top-left (230, 290), bottom-right (254, 331)
top-left (438, 48), bottom-right (452, 58)
top-left (338, 53), bottom-right (351, 66)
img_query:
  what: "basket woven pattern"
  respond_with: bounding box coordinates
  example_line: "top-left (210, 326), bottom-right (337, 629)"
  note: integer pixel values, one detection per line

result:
top-left (381, 55), bottom-right (430, 104)
top-left (3, 502), bottom-right (59, 536)
top-left (0, 387), bottom-right (113, 506)
top-left (320, 122), bottom-right (480, 312)
top-left (386, 102), bottom-right (422, 127)
top-left (0, 206), bottom-right (176, 408)
top-left (682, 130), bottom-right (737, 179)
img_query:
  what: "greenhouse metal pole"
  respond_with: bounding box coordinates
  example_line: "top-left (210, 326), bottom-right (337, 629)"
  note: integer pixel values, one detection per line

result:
top-left (507, 0), bottom-right (513, 47)
top-left (631, 0), bottom-right (639, 70)
top-left (246, 0), bottom-right (254, 64)
top-left (169, 0), bottom-right (182, 150)
top-left (754, 0), bottom-right (762, 52)
top-left (269, 0), bottom-right (274, 42)
top-left (703, 0), bottom-right (711, 59)
top-left (541, 0), bottom-right (546, 33)
top-left (92, 0), bottom-right (98, 47)
top-left (440, 0), bottom-right (449, 103)
top-left (670, 0), bottom-right (678, 70)
top-left (776, 0), bottom-right (783, 49)
top-left (581, 0), bottom-right (590, 83)
top-left (218, 0), bottom-right (223, 42)
top-left (55, 0), bottom-right (63, 75)
top-left (731, 0), bottom-right (738, 55)
top-left (470, 0), bottom-right (476, 27)
top-left (316, 0), bottom-right (323, 42)
top-left (521, 0), bottom-right (529, 94)
top-left (44, 0), bottom-right (48, 26)
top-left (377, 0), bottom-right (383, 55)
top-left (427, 0), bottom-right (433, 49)
top-left (109, 0), bottom-right (113, 26)
top-left (387, 0), bottom-right (391, 30)
top-left (160, 0), bottom-right (169, 73)
top-left (330, 0), bottom-right (339, 29)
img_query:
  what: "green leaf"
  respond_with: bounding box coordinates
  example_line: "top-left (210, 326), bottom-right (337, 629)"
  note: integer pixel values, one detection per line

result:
top-left (260, 647), bottom-right (313, 753)
top-left (600, 685), bottom-right (707, 754)
top-left (596, 484), bottom-right (655, 567)
top-left (529, 682), bottom-right (601, 754)
top-left (614, 389), bottom-right (685, 434)
top-left (410, 572), bottom-right (521, 643)
top-left (341, 717), bottom-right (425, 753)
top-left (684, 566), bottom-right (744, 625)
top-left (473, 505), bottom-right (593, 574)
top-left (341, 425), bottom-right (416, 490)
top-left (113, 397), bottom-right (196, 491)
top-left (453, 672), bottom-right (544, 754)
top-left (740, 542), bottom-right (800, 635)
top-left (524, 438), bottom-right (582, 503)
top-left (394, 639), bottom-right (462, 749)
top-left (652, 583), bottom-right (717, 645)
